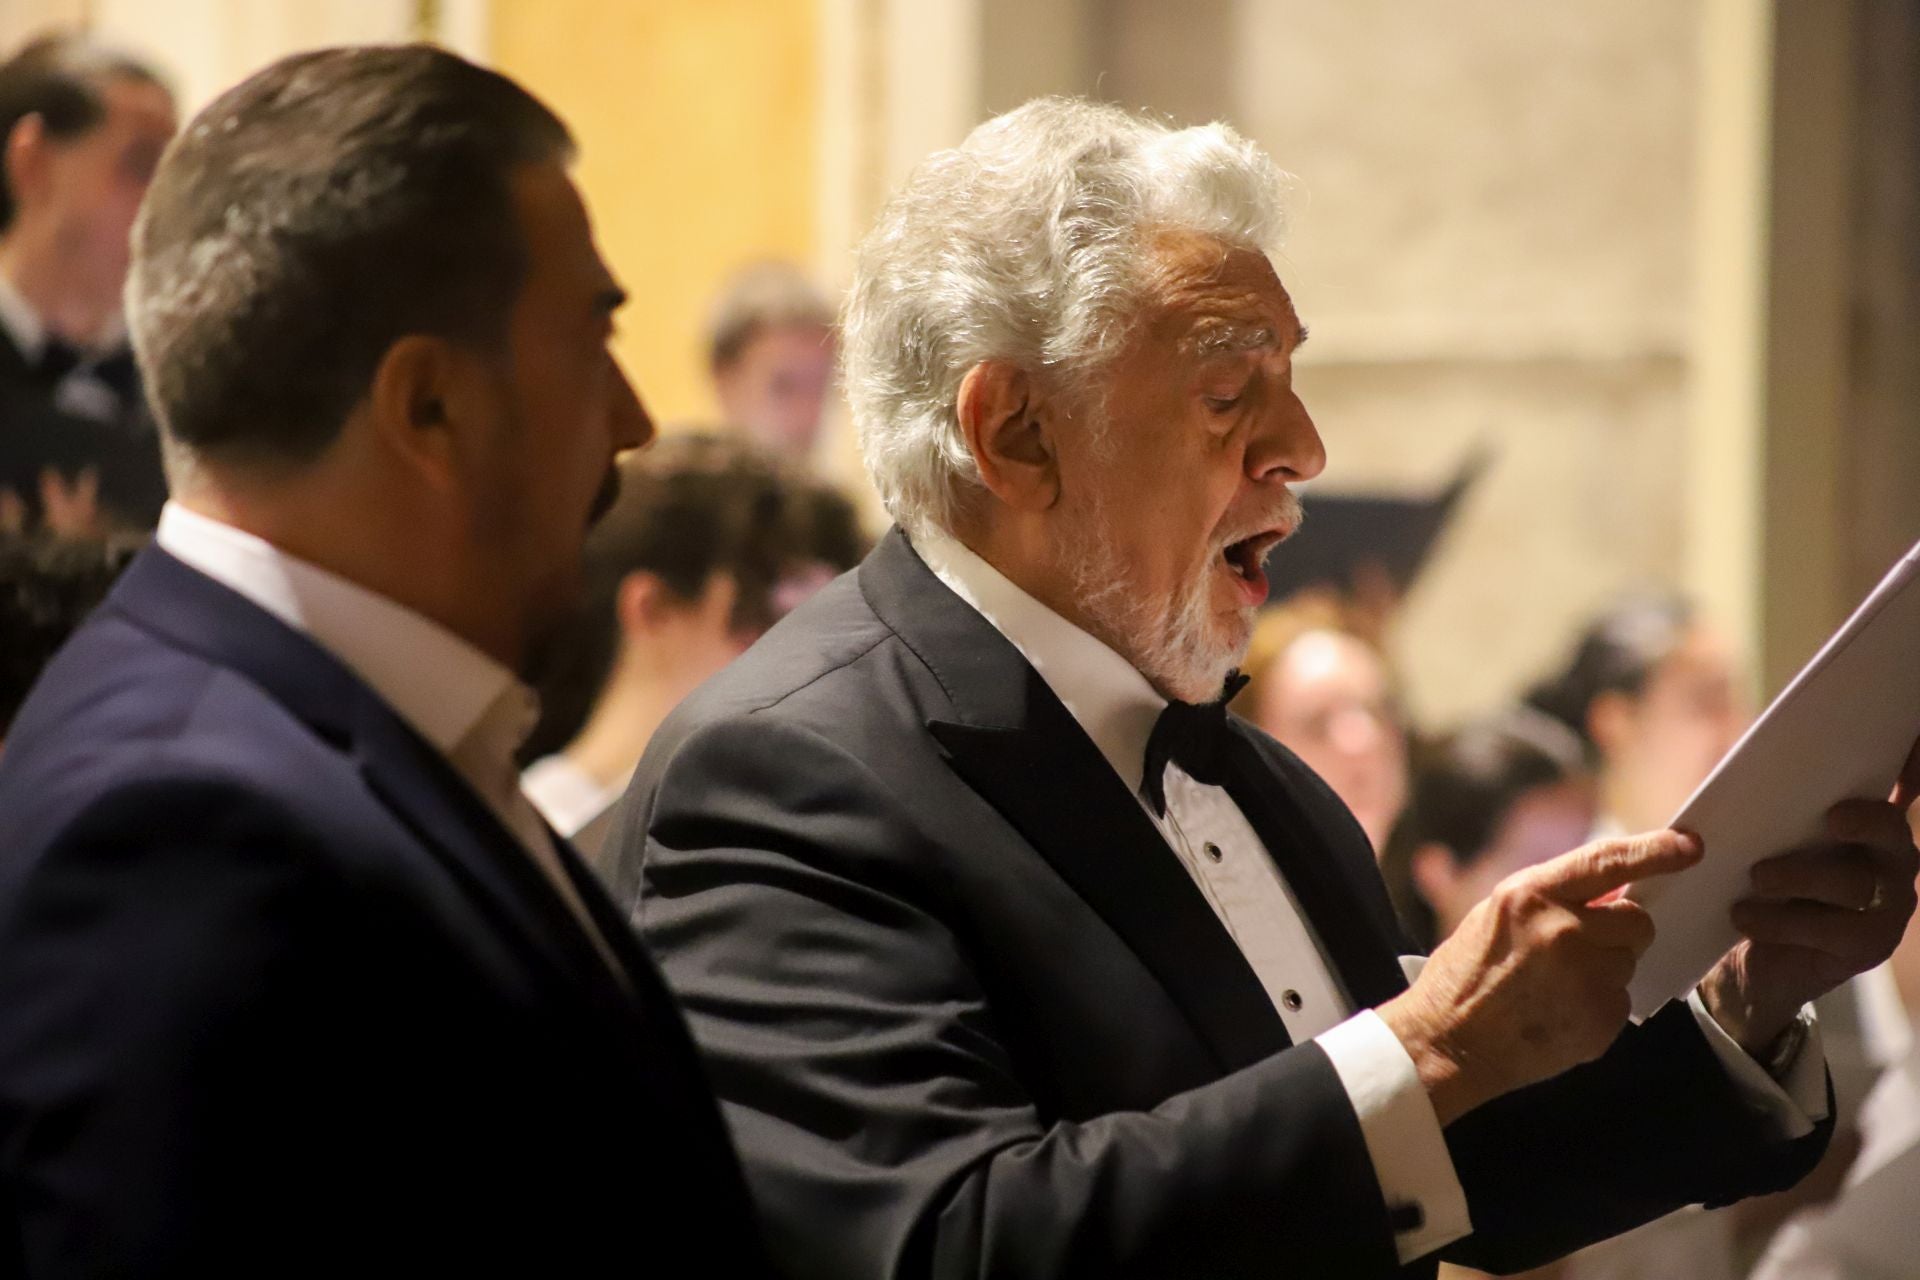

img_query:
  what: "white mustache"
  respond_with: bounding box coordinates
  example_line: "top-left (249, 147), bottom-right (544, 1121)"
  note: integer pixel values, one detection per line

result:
top-left (1214, 489), bottom-right (1305, 553)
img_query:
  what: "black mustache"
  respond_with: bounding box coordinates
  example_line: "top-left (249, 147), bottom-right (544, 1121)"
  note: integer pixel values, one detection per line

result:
top-left (588, 465), bottom-right (621, 526)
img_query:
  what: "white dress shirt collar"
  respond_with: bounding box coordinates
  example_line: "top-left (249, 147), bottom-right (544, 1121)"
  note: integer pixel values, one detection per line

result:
top-left (523, 753), bottom-right (629, 840)
top-left (0, 271), bottom-right (46, 363)
top-left (155, 500), bottom-right (530, 759)
top-left (914, 528), bottom-right (1168, 795)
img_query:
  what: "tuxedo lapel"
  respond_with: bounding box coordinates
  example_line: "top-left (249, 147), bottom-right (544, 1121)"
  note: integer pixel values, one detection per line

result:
top-left (861, 530), bottom-right (1290, 1072)
top-left (932, 711), bottom-right (1293, 1072)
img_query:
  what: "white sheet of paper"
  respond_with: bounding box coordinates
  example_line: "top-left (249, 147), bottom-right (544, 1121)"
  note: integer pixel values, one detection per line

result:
top-left (1626, 537), bottom-right (1920, 1019)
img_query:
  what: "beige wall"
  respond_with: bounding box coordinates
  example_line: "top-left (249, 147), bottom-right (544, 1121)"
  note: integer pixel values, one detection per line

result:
top-left (27, 1), bottom-right (487, 114)
top-left (490, 0), bottom-right (820, 429)
top-left (0, 0), bottom-right (86, 54)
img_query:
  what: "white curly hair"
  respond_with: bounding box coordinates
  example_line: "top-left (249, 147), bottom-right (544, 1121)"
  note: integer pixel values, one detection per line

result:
top-left (841, 96), bottom-right (1295, 537)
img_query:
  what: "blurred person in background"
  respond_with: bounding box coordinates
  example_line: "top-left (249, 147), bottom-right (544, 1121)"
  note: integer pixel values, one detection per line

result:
top-left (521, 432), bottom-right (865, 859)
top-left (0, 33), bottom-right (174, 534)
top-left (1381, 705), bottom-right (1596, 954)
top-left (706, 259), bottom-right (837, 462)
top-left (1527, 594), bottom-right (1749, 839)
top-left (1234, 595), bottom-right (1411, 854)
top-left (0, 45), bottom-right (767, 1274)
top-left (0, 531), bottom-right (134, 755)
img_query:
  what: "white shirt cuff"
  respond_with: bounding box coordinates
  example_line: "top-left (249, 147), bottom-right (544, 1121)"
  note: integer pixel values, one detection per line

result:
top-left (1686, 990), bottom-right (1829, 1139)
top-left (1317, 1008), bottom-right (1473, 1263)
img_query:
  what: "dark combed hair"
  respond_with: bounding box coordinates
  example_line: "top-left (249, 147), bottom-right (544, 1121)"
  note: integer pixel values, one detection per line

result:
top-left (1379, 705), bottom-right (1589, 950)
top-left (125, 44), bottom-right (571, 467)
top-left (1, 533), bottom-right (138, 734)
top-left (520, 434), bottom-right (868, 761)
top-left (0, 31), bottom-right (167, 231)
top-left (1524, 593), bottom-right (1694, 758)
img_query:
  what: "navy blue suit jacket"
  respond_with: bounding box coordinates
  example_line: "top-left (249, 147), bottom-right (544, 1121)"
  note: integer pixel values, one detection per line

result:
top-left (0, 548), bottom-right (765, 1276)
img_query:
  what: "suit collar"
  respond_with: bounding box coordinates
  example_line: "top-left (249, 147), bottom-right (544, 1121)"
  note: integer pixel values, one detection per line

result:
top-left (856, 527), bottom-right (1044, 729)
top-left (914, 528), bottom-right (1165, 794)
top-left (154, 501), bottom-right (521, 758)
top-left (106, 546), bottom-right (650, 1018)
top-left (106, 545), bottom-right (361, 744)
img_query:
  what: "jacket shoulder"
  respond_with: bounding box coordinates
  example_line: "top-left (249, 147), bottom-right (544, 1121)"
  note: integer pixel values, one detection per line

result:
top-left (0, 612), bottom-right (388, 885)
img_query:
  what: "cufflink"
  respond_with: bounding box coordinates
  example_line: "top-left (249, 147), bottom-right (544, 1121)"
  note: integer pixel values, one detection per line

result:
top-left (1760, 1006), bottom-right (1816, 1079)
top-left (1387, 1201), bottom-right (1425, 1234)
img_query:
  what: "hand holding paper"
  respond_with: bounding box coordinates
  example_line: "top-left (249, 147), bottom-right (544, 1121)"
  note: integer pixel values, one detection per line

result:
top-left (1625, 537), bottom-right (1920, 1025)
top-left (1696, 795), bottom-right (1919, 1056)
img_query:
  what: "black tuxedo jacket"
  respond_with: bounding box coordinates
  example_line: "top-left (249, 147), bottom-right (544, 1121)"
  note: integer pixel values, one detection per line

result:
top-left (0, 330), bottom-right (166, 530)
top-left (0, 549), bottom-right (766, 1276)
top-left (611, 529), bottom-right (1829, 1280)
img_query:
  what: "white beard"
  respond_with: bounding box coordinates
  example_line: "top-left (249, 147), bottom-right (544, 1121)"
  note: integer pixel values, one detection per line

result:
top-left (1060, 490), bottom-right (1254, 704)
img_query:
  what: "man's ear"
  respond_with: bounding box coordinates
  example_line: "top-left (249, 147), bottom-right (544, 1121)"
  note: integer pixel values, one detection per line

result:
top-left (1586, 690), bottom-right (1635, 759)
top-left (364, 335), bottom-right (485, 491)
top-left (4, 114), bottom-right (51, 208)
top-left (614, 570), bottom-right (672, 640)
top-left (956, 360), bottom-right (1059, 513)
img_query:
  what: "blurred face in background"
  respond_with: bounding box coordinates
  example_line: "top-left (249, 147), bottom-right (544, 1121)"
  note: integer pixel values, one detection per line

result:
top-left (1252, 628), bottom-right (1409, 853)
top-left (621, 570), bottom-right (753, 704)
top-left (714, 321), bottom-right (837, 459)
top-left (6, 73), bottom-right (175, 338)
top-left (1412, 777), bottom-right (1598, 941)
top-left (1589, 623), bottom-right (1749, 833)
top-left (619, 556), bottom-right (836, 702)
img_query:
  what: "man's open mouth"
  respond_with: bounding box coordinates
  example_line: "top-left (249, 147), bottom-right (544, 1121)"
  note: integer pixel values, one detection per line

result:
top-left (1222, 529), bottom-right (1287, 583)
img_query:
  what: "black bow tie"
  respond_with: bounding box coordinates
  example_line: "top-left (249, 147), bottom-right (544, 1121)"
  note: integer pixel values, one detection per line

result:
top-left (35, 338), bottom-right (85, 383)
top-left (1140, 671), bottom-right (1250, 817)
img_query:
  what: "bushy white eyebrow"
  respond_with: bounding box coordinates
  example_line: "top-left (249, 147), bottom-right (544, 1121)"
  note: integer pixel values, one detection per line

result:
top-left (1186, 322), bottom-right (1277, 359)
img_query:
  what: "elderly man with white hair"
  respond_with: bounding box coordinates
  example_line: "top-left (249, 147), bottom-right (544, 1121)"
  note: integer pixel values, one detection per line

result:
top-left (606, 98), bottom-right (1916, 1279)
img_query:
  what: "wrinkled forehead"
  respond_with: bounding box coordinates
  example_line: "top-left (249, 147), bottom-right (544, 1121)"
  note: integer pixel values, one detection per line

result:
top-left (1138, 229), bottom-right (1301, 356)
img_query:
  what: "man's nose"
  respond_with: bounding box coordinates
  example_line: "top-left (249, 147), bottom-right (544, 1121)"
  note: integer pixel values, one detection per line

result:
top-left (1248, 387), bottom-right (1326, 485)
top-left (612, 362), bottom-right (656, 452)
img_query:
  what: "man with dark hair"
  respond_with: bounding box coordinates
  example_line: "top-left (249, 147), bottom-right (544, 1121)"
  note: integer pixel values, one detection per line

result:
top-left (0, 45), bottom-right (766, 1275)
top-left (0, 32), bottom-right (174, 533)
top-left (522, 432), bottom-right (865, 859)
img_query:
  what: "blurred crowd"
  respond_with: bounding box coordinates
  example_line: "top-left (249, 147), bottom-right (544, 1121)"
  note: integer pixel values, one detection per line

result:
top-left (0, 29), bottom-right (1914, 1280)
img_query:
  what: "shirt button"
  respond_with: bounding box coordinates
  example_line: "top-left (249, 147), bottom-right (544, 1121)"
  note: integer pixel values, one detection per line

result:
top-left (1282, 989), bottom-right (1303, 1012)
top-left (1203, 841), bottom-right (1223, 862)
